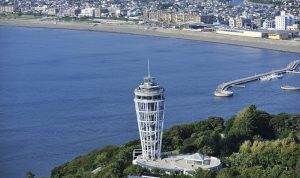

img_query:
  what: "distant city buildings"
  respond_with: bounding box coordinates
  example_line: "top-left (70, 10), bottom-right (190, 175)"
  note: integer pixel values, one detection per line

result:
top-left (0, 0), bottom-right (299, 39)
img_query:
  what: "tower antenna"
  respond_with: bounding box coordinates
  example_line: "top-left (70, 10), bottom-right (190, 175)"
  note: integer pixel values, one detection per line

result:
top-left (148, 59), bottom-right (151, 77)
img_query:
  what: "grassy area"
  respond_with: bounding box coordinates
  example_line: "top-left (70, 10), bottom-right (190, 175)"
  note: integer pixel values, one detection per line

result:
top-left (0, 14), bottom-right (43, 19)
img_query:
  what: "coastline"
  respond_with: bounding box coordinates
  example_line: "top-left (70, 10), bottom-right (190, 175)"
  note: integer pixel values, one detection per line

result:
top-left (1, 18), bottom-right (300, 53)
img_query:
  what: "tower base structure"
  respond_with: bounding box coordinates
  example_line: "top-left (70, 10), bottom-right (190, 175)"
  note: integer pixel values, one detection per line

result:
top-left (132, 152), bottom-right (222, 175)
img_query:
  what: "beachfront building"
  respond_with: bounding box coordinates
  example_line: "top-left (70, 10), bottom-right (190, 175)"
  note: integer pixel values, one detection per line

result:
top-left (0, 5), bottom-right (15, 13)
top-left (143, 11), bottom-right (205, 24)
top-left (216, 28), bottom-right (268, 38)
top-left (199, 14), bottom-right (215, 24)
top-left (132, 64), bottom-right (222, 175)
top-left (275, 11), bottom-right (295, 30)
top-left (108, 6), bottom-right (121, 17)
top-left (79, 7), bottom-right (95, 17)
top-left (253, 18), bottom-right (263, 29)
top-left (34, 5), bottom-right (47, 14)
top-left (236, 18), bottom-right (245, 28)
top-left (287, 24), bottom-right (300, 31)
top-left (48, 8), bottom-right (58, 16)
top-left (229, 17), bottom-right (236, 28)
top-left (268, 32), bottom-right (289, 40)
top-left (262, 19), bottom-right (274, 29)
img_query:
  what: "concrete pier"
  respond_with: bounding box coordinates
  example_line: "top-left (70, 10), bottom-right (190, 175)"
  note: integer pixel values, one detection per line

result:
top-left (214, 60), bottom-right (300, 97)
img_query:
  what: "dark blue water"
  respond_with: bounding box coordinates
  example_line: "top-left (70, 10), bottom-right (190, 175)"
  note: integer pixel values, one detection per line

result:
top-left (0, 26), bottom-right (299, 177)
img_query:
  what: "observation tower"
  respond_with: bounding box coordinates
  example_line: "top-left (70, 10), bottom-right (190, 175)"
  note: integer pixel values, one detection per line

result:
top-left (132, 63), bottom-right (222, 174)
top-left (134, 62), bottom-right (165, 160)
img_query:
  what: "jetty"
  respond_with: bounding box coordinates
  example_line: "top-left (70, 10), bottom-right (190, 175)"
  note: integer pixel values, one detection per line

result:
top-left (214, 60), bottom-right (300, 97)
top-left (281, 85), bottom-right (300, 90)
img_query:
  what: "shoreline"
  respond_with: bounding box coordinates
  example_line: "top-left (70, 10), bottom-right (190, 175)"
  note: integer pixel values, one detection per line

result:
top-left (1, 18), bottom-right (300, 54)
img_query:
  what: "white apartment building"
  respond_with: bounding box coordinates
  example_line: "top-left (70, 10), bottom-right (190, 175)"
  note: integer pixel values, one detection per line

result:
top-left (0, 5), bottom-right (15, 13)
top-left (275, 11), bottom-right (295, 30)
top-left (229, 17), bottom-right (236, 28)
top-left (80, 7), bottom-right (95, 17)
top-left (263, 19), bottom-right (274, 29)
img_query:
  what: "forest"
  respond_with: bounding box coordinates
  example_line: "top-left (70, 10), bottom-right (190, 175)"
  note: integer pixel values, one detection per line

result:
top-left (49, 105), bottom-right (300, 178)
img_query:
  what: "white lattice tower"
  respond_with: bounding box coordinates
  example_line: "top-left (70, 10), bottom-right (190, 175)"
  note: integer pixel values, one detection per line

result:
top-left (134, 66), bottom-right (165, 160)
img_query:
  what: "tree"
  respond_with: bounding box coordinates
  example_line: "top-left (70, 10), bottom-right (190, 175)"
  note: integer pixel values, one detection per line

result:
top-left (193, 168), bottom-right (215, 178)
top-left (239, 140), bottom-right (252, 153)
top-left (229, 105), bottom-right (258, 137)
top-left (123, 165), bottom-right (149, 176)
top-left (225, 115), bottom-right (235, 134)
top-left (180, 144), bottom-right (197, 154)
top-left (163, 124), bottom-right (194, 151)
top-left (225, 105), bottom-right (273, 152)
top-left (207, 117), bottom-right (224, 132)
top-left (26, 171), bottom-right (35, 178)
top-left (216, 168), bottom-right (239, 178)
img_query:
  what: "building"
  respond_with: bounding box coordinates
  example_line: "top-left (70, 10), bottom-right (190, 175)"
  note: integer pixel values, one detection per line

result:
top-left (253, 18), bottom-right (262, 29)
top-left (216, 28), bottom-right (268, 38)
top-left (236, 18), bottom-right (245, 28)
top-left (100, 8), bottom-right (109, 17)
top-left (133, 65), bottom-right (165, 160)
top-left (199, 14), bottom-right (214, 24)
top-left (143, 11), bottom-right (201, 24)
top-left (229, 18), bottom-right (236, 28)
top-left (108, 7), bottom-right (120, 17)
top-left (47, 8), bottom-right (58, 16)
top-left (268, 32), bottom-right (289, 40)
top-left (79, 7), bottom-right (95, 17)
top-left (275, 11), bottom-right (295, 30)
top-left (287, 24), bottom-right (300, 31)
top-left (57, 8), bottom-right (79, 17)
top-left (262, 19), bottom-right (274, 29)
top-left (94, 8), bottom-right (101, 17)
top-left (0, 5), bottom-right (15, 13)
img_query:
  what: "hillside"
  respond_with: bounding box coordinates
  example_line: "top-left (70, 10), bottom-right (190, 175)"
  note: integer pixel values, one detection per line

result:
top-left (50, 105), bottom-right (300, 178)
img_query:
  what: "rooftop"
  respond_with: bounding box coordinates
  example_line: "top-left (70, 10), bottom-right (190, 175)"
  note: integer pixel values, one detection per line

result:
top-left (133, 153), bottom-right (222, 174)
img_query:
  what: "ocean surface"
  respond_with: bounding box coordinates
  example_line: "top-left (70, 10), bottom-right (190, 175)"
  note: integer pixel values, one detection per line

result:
top-left (0, 26), bottom-right (299, 177)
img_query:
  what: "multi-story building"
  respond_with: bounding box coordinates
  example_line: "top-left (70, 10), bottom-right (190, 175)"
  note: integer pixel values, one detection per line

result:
top-left (262, 19), bottom-right (274, 29)
top-left (199, 14), bottom-right (214, 24)
top-left (253, 18), bottom-right (262, 29)
top-left (0, 5), bottom-right (15, 13)
top-left (80, 7), bottom-right (95, 17)
top-left (275, 11), bottom-right (295, 30)
top-left (229, 17), bottom-right (236, 28)
top-left (236, 18), bottom-right (245, 28)
top-left (94, 8), bottom-right (101, 17)
top-left (287, 24), bottom-right (300, 31)
top-left (143, 11), bottom-right (201, 24)
top-left (48, 8), bottom-right (58, 16)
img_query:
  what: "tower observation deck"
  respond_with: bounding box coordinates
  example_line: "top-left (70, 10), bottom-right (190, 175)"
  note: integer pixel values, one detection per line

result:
top-left (134, 69), bottom-right (165, 160)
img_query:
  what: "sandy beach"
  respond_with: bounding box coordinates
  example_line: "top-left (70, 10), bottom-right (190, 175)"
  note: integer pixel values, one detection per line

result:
top-left (0, 18), bottom-right (299, 53)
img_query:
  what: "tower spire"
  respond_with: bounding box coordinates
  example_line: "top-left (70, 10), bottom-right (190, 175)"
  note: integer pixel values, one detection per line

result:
top-left (147, 59), bottom-right (151, 77)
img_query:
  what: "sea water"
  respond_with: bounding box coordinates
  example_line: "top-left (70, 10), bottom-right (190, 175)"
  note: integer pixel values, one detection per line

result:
top-left (0, 26), bottom-right (299, 177)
